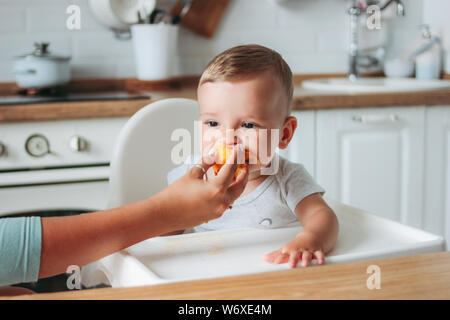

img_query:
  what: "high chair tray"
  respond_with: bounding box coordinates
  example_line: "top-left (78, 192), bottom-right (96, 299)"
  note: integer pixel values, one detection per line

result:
top-left (82, 199), bottom-right (445, 288)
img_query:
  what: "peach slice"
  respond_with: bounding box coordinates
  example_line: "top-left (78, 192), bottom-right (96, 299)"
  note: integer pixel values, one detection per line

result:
top-left (211, 144), bottom-right (255, 179)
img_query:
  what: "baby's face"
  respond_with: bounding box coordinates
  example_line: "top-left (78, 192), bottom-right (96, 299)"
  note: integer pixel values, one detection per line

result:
top-left (197, 70), bottom-right (289, 170)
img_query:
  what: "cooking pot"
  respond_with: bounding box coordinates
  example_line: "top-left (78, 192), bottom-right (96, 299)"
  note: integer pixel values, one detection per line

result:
top-left (13, 42), bottom-right (71, 89)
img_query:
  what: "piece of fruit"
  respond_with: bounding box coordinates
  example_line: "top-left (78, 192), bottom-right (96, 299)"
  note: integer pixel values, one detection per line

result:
top-left (211, 144), bottom-right (250, 179)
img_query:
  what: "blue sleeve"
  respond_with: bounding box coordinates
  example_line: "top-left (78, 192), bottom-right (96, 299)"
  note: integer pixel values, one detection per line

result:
top-left (0, 217), bottom-right (42, 287)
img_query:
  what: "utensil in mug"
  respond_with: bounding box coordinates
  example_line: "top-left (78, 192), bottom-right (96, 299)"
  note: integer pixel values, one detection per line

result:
top-left (149, 8), bottom-right (165, 24)
top-left (171, 0), bottom-right (192, 24)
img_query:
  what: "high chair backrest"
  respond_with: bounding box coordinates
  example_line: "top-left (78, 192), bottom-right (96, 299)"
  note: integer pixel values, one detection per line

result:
top-left (108, 98), bottom-right (199, 209)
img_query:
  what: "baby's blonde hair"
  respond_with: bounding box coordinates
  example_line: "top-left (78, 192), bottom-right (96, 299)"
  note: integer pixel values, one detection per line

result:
top-left (199, 44), bottom-right (294, 113)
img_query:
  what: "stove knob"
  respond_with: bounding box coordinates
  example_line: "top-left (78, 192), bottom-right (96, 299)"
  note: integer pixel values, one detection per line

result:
top-left (25, 134), bottom-right (50, 157)
top-left (0, 142), bottom-right (6, 157)
top-left (70, 135), bottom-right (88, 152)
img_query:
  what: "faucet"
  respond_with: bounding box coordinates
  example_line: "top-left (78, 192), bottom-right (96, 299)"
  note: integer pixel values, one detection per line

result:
top-left (348, 0), bottom-right (405, 80)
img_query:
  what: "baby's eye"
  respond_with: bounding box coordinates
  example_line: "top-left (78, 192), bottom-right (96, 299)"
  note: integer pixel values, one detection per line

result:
top-left (242, 122), bottom-right (256, 129)
top-left (206, 120), bottom-right (219, 127)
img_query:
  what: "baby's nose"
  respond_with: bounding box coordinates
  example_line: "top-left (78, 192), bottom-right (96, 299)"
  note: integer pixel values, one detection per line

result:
top-left (223, 129), bottom-right (240, 146)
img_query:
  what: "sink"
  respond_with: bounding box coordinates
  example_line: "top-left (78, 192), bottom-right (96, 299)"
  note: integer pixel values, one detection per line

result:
top-left (302, 77), bottom-right (450, 93)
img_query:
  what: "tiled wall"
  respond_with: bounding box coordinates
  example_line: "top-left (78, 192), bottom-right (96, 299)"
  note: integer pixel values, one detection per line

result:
top-left (1, 0), bottom-right (446, 82)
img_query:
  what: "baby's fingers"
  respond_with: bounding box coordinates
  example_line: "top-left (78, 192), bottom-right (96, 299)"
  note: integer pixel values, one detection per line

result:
top-left (314, 250), bottom-right (325, 265)
top-left (263, 250), bottom-right (289, 264)
top-left (262, 250), bottom-right (280, 263)
top-left (274, 252), bottom-right (289, 264)
top-left (288, 251), bottom-right (300, 268)
top-left (300, 251), bottom-right (312, 267)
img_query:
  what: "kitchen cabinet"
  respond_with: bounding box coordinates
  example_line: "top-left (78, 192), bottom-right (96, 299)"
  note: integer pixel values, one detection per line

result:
top-left (315, 106), bottom-right (426, 228)
top-left (424, 106), bottom-right (450, 249)
top-left (277, 110), bottom-right (316, 177)
top-left (272, 105), bottom-right (448, 246)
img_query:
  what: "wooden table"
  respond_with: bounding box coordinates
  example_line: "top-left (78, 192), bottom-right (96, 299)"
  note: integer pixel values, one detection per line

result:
top-left (5, 251), bottom-right (450, 300)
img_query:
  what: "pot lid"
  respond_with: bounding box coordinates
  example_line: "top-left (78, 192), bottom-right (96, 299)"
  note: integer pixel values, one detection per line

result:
top-left (15, 42), bottom-right (71, 61)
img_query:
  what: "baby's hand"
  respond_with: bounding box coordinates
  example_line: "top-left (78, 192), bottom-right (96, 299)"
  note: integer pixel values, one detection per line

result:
top-left (262, 230), bottom-right (325, 268)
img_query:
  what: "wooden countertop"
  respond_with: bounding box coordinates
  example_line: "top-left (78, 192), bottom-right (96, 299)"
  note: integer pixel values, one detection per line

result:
top-left (292, 86), bottom-right (450, 110)
top-left (5, 251), bottom-right (450, 300)
top-left (1, 84), bottom-right (450, 123)
top-left (0, 88), bottom-right (196, 123)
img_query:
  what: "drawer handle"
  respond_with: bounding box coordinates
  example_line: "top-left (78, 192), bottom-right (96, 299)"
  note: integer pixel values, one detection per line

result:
top-left (352, 114), bottom-right (399, 124)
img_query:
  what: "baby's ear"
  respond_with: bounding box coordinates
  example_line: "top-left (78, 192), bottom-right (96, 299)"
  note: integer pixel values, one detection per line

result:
top-left (278, 116), bottom-right (297, 150)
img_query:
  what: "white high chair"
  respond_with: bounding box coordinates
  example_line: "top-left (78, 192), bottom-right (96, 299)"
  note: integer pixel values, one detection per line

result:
top-left (107, 98), bottom-right (199, 209)
top-left (82, 99), bottom-right (446, 288)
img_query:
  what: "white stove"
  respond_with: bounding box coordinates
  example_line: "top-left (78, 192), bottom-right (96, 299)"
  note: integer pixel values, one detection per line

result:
top-left (0, 117), bottom-right (128, 217)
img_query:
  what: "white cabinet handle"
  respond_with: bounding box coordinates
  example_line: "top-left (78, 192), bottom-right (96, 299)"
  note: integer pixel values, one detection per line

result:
top-left (352, 114), bottom-right (399, 124)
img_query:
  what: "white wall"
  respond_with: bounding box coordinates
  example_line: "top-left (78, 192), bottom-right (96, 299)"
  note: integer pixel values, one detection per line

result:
top-left (0, 0), bottom-right (437, 82)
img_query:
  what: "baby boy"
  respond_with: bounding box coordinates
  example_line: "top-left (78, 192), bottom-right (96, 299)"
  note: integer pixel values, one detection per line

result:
top-left (168, 44), bottom-right (339, 268)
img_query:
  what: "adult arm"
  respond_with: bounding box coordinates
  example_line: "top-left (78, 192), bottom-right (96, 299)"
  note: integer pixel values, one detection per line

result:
top-left (38, 147), bottom-right (248, 279)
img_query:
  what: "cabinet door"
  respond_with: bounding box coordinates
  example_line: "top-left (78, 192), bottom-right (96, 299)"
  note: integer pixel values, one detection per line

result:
top-left (277, 110), bottom-right (316, 177)
top-left (316, 107), bottom-right (426, 228)
top-left (424, 106), bottom-right (450, 249)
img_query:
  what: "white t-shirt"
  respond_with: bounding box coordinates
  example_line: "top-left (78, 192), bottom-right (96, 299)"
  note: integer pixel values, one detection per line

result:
top-left (167, 155), bottom-right (325, 232)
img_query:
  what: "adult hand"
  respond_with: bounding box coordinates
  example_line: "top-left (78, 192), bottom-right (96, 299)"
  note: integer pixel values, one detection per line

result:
top-left (154, 144), bottom-right (249, 231)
